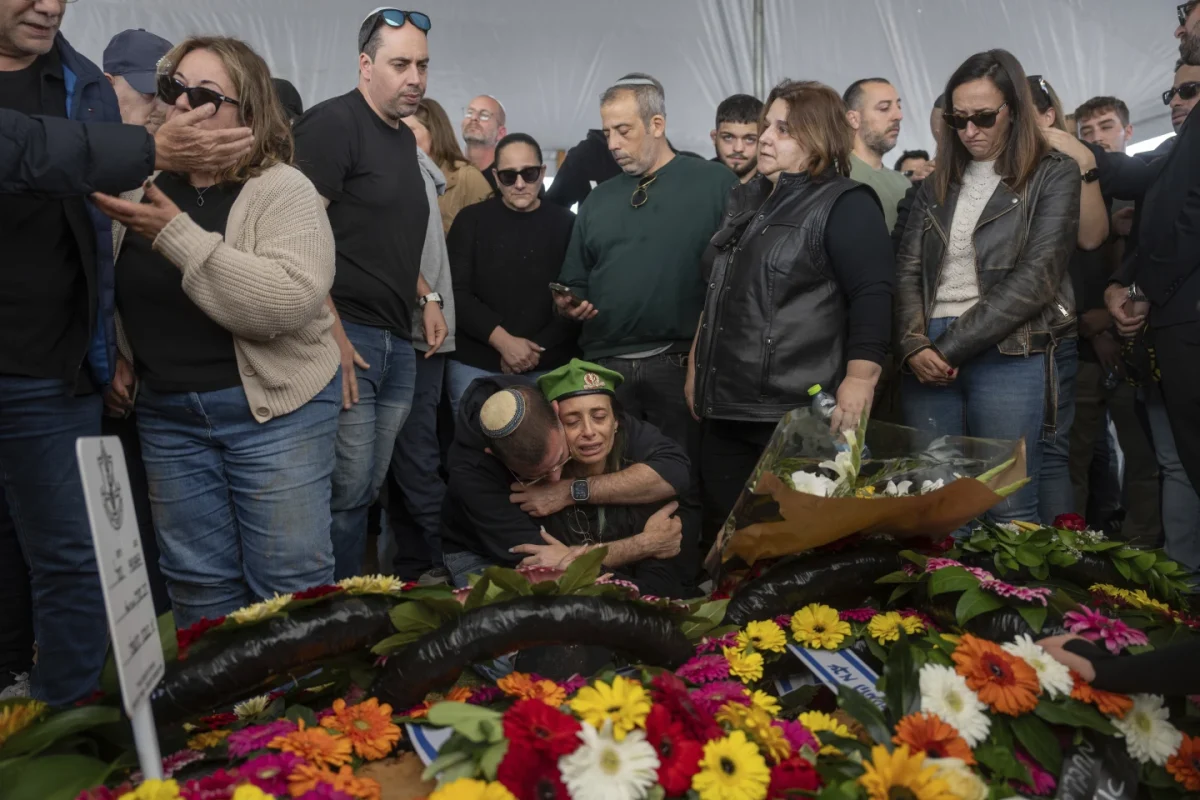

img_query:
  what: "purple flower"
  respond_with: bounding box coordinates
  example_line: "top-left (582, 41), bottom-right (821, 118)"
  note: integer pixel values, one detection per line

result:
top-left (1064, 605), bottom-right (1150, 654)
top-left (774, 614), bottom-right (793, 629)
top-left (225, 719), bottom-right (297, 758)
top-left (676, 654), bottom-right (732, 685)
top-left (1015, 750), bottom-right (1057, 796)
top-left (557, 675), bottom-right (589, 697)
top-left (695, 631), bottom-right (739, 655)
top-left (467, 686), bottom-right (503, 705)
top-left (239, 752), bottom-right (303, 795)
top-left (980, 579), bottom-right (1052, 607)
top-left (774, 719), bottom-right (820, 754)
top-left (689, 681), bottom-right (753, 715)
top-left (839, 608), bottom-right (877, 623)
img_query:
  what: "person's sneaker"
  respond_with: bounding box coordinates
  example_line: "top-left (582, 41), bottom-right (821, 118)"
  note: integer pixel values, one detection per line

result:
top-left (0, 672), bottom-right (31, 700)
top-left (418, 567), bottom-right (450, 586)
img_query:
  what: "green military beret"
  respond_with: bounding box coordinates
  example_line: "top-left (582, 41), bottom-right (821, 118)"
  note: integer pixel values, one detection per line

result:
top-left (537, 359), bottom-right (624, 403)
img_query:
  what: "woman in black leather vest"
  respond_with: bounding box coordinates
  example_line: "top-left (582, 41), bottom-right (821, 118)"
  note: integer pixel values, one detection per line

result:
top-left (686, 80), bottom-right (895, 533)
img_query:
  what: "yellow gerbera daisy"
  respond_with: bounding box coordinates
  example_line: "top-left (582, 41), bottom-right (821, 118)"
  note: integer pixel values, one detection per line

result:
top-left (230, 786), bottom-right (273, 800)
top-left (185, 729), bottom-right (230, 750)
top-left (233, 693), bottom-right (271, 720)
top-left (717, 702), bottom-right (791, 763)
top-left (0, 699), bottom-right (46, 747)
top-left (569, 675), bottom-right (651, 741)
top-left (117, 779), bottom-right (181, 800)
top-left (858, 744), bottom-right (959, 800)
top-left (429, 778), bottom-right (518, 800)
top-left (692, 730), bottom-right (771, 800)
top-left (736, 620), bottom-right (787, 654)
top-left (790, 603), bottom-right (851, 650)
top-left (797, 711), bottom-right (853, 755)
top-left (900, 614), bottom-right (926, 635)
top-left (745, 689), bottom-right (781, 716)
top-left (723, 646), bottom-right (764, 684)
top-left (867, 611), bottom-right (905, 644)
top-left (228, 593), bottom-right (293, 624)
top-left (337, 574), bottom-right (406, 595)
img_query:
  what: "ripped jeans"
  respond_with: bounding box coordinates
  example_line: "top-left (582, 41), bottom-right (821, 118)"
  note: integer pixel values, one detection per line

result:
top-left (136, 376), bottom-right (341, 628)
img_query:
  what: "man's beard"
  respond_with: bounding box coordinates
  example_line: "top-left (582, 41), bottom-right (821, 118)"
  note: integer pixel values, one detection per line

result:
top-left (716, 147), bottom-right (757, 177)
top-left (863, 126), bottom-right (898, 157)
top-left (1182, 27), bottom-right (1200, 66)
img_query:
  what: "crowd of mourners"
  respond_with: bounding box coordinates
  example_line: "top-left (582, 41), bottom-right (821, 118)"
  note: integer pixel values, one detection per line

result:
top-left (4, 0), bottom-right (1200, 708)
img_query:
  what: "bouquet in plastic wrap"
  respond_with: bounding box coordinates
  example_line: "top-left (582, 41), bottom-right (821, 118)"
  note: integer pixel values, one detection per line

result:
top-left (705, 409), bottom-right (1030, 573)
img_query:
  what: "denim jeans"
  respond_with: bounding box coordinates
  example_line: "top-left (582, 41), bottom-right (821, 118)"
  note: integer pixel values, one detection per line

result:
top-left (137, 377), bottom-right (340, 628)
top-left (1144, 385), bottom-right (1200, 574)
top-left (1038, 338), bottom-right (1078, 523)
top-left (331, 322), bottom-right (416, 579)
top-left (0, 377), bottom-right (107, 705)
top-left (388, 351), bottom-right (446, 578)
top-left (446, 361), bottom-right (549, 423)
top-left (443, 549), bottom-right (497, 589)
top-left (595, 353), bottom-right (695, 451)
top-left (902, 318), bottom-right (1045, 523)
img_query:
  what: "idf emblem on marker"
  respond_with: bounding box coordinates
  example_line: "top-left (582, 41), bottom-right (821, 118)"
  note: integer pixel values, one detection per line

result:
top-left (97, 442), bottom-right (124, 531)
top-left (583, 372), bottom-right (605, 390)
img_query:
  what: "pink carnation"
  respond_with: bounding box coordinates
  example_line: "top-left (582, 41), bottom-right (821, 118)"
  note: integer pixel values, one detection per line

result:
top-left (225, 719), bottom-right (297, 758)
top-left (774, 719), bottom-right (820, 754)
top-left (774, 614), bottom-right (793, 628)
top-left (689, 681), bottom-right (753, 716)
top-left (979, 579), bottom-right (1052, 607)
top-left (1015, 750), bottom-right (1057, 796)
top-left (925, 557), bottom-right (994, 582)
top-left (557, 675), bottom-right (589, 697)
top-left (1064, 605), bottom-right (1150, 654)
top-left (695, 631), bottom-right (740, 655)
top-left (839, 608), bottom-right (877, 623)
top-left (239, 752), bottom-right (304, 796)
top-left (676, 654), bottom-right (732, 684)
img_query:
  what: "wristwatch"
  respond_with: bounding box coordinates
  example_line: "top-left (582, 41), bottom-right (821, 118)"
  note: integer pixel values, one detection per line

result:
top-left (418, 292), bottom-right (443, 308)
top-left (571, 479), bottom-right (591, 504)
top-left (1081, 167), bottom-right (1100, 184)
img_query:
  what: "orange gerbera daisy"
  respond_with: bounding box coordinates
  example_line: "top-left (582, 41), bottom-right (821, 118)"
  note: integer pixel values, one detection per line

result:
top-left (288, 763), bottom-right (382, 800)
top-left (1168, 734), bottom-right (1200, 791)
top-left (497, 672), bottom-right (567, 707)
top-left (323, 698), bottom-right (402, 760)
top-left (951, 634), bottom-right (1040, 715)
top-left (269, 719), bottom-right (352, 768)
top-left (1069, 672), bottom-right (1134, 719)
top-left (892, 712), bottom-right (976, 765)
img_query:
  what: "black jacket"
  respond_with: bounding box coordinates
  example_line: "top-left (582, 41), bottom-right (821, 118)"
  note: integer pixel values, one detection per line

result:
top-left (545, 130), bottom-right (620, 209)
top-left (694, 172), bottom-right (866, 422)
top-left (896, 151), bottom-right (1080, 368)
top-left (441, 375), bottom-right (693, 571)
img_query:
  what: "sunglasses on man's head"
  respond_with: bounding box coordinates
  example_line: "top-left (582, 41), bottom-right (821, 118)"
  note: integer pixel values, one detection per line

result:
top-left (942, 102), bottom-right (1009, 130)
top-left (1164, 81), bottom-right (1200, 105)
top-left (359, 8), bottom-right (431, 51)
top-left (496, 166), bottom-right (543, 187)
top-left (1179, 1), bottom-right (1199, 27)
top-left (157, 73), bottom-right (239, 113)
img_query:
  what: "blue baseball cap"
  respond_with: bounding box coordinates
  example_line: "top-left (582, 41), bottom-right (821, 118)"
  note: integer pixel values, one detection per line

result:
top-left (103, 29), bottom-right (173, 95)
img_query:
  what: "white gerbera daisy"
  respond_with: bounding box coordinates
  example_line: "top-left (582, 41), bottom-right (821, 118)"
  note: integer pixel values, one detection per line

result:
top-left (227, 593), bottom-right (293, 624)
top-left (233, 693), bottom-right (271, 720)
top-left (1001, 635), bottom-right (1074, 699)
top-left (1112, 694), bottom-right (1182, 766)
top-left (558, 721), bottom-right (659, 800)
top-left (790, 470), bottom-right (838, 497)
top-left (918, 664), bottom-right (991, 747)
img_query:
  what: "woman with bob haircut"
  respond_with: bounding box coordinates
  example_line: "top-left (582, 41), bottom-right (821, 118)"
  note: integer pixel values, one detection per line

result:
top-left (895, 49), bottom-right (1081, 523)
top-left (413, 98), bottom-right (494, 234)
top-left (95, 36), bottom-right (342, 627)
top-left (688, 79), bottom-right (895, 529)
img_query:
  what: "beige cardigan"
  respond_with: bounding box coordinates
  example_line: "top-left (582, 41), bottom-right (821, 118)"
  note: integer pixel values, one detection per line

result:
top-left (114, 163), bottom-right (340, 423)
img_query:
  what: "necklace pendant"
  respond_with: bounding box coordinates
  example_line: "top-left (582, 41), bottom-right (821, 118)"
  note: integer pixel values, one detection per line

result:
top-left (196, 195), bottom-right (205, 208)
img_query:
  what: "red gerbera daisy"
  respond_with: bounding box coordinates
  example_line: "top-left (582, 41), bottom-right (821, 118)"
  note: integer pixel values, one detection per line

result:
top-left (767, 756), bottom-right (823, 798)
top-left (644, 704), bottom-right (704, 796)
top-left (496, 748), bottom-right (570, 800)
top-left (292, 585), bottom-right (344, 601)
top-left (502, 698), bottom-right (582, 760)
top-left (650, 673), bottom-right (723, 742)
top-left (176, 616), bottom-right (226, 660)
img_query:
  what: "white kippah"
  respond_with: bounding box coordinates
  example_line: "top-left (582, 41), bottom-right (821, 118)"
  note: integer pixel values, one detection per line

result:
top-left (479, 389), bottom-right (525, 439)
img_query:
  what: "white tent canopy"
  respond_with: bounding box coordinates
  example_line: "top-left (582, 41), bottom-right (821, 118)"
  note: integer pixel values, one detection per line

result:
top-left (62, 0), bottom-right (1181, 160)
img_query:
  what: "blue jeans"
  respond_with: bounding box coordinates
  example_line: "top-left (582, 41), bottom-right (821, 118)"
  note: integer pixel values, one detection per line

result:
top-left (902, 318), bottom-right (1046, 523)
top-left (443, 549), bottom-right (497, 589)
top-left (388, 351), bottom-right (446, 577)
top-left (1145, 385), bottom-right (1200, 574)
top-left (446, 361), bottom-right (548, 422)
top-left (331, 322), bottom-right (416, 579)
top-left (0, 377), bottom-right (107, 705)
top-left (137, 377), bottom-right (340, 628)
top-left (1038, 338), bottom-right (1078, 523)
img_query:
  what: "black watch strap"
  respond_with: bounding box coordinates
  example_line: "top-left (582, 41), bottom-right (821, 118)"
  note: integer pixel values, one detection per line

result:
top-left (1082, 167), bottom-right (1100, 184)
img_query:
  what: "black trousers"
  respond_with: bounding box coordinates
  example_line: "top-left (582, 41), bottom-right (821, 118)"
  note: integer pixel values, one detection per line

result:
top-left (1155, 322), bottom-right (1200, 497)
top-left (698, 418), bottom-right (778, 547)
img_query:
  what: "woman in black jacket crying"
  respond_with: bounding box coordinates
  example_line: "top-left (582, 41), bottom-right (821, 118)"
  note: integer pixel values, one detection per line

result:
top-left (686, 79), bottom-right (895, 529)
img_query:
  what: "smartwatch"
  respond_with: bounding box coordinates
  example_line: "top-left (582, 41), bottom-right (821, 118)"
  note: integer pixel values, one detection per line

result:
top-left (1081, 167), bottom-right (1100, 184)
top-left (571, 479), bottom-right (591, 504)
top-left (419, 292), bottom-right (444, 308)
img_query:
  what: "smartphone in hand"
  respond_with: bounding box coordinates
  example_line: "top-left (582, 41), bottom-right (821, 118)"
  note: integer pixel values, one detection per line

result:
top-left (549, 282), bottom-right (583, 308)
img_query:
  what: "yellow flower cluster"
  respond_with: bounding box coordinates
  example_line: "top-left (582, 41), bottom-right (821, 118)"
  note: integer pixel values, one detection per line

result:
top-left (866, 611), bottom-right (925, 644)
top-left (569, 675), bottom-right (650, 740)
top-left (337, 574), bottom-right (408, 595)
top-left (790, 603), bottom-right (851, 649)
top-left (715, 701), bottom-right (791, 763)
top-left (1090, 583), bottom-right (1173, 616)
top-left (228, 593), bottom-right (294, 625)
top-left (0, 699), bottom-right (47, 748)
top-left (798, 711), bottom-right (854, 756)
top-left (692, 730), bottom-right (771, 800)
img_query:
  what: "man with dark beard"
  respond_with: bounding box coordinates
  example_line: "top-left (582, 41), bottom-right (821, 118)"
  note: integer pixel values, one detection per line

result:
top-left (844, 77), bottom-right (909, 229)
top-left (710, 93), bottom-right (762, 184)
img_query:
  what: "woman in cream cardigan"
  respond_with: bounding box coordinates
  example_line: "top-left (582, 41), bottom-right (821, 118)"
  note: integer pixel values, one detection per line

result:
top-left (94, 36), bottom-right (340, 628)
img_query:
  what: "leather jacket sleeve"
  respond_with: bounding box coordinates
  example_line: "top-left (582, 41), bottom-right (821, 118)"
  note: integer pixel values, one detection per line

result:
top-left (894, 181), bottom-right (935, 364)
top-left (936, 157), bottom-right (1081, 366)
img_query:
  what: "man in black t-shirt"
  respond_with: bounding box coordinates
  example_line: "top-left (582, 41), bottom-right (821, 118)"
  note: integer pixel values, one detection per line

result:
top-left (293, 8), bottom-right (446, 580)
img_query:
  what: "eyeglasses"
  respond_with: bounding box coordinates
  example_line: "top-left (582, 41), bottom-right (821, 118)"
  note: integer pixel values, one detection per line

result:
top-left (1163, 81), bottom-right (1200, 105)
top-left (495, 166), bottom-right (544, 187)
top-left (630, 173), bottom-right (657, 208)
top-left (942, 103), bottom-right (1008, 130)
top-left (157, 74), bottom-right (240, 114)
top-left (463, 108), bottom-right (494, 122)
top-left (359, 8), bottom-right (432, 52)
top-left (1179, 1), bottom-right (1199, 26)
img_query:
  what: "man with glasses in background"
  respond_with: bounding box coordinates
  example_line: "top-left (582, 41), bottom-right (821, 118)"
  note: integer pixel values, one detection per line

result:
top-left (462, 93), bottom-right (506, 190)
top-left (293, 7), bottom-right (448, 579)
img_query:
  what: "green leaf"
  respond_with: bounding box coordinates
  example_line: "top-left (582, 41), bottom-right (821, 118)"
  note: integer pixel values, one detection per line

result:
top-left (1112, 557), bottom-right (1133, 580)
top-left (883, 636), bottom-right (919, 720)
top-left (418, 597), bottom-right (467, 618)
top-left (0, 706), bottom-right (122, 759)
top-left (0, 754), bottom-right (113, 800)
top-left (678, 600), bottom-right (730, 641)
top-left (1133, 552), bottom-right (1158, 571)
top-left (463, 574), bottom-right (492, 611)
top-left (426, 702), bottom-right (504, 744)
top-left (1033, 698), bottom-right (1117, 736)
top-left (646, 787), bottom-right (666, 800)
top-left (897, 550), bottom-right (930, 568)
top-left (876, 570), bottom-right (921, 585)
top-left (954, 585), bottom-right (1004, 626)
top-left (482, 567), bottom-right (533, 596)
top-left (157, 611), bottom-right (178, 664)
top-left (557, 546), bottom-right (609, 594)
top-left (285, 705), bottom-right (318, 728)
top-left (1010, 713), bottom-right (1062, 774)
top-left (1015, 545), bottom-right (1045, 568)
top-left (421, 750), bottom-right (473, 782)
top-left (927, 566), bottom-right (979, 597)
top-left (975, 741), bottom-right (1031, 784)
top-left (479, 740), bottom-right (507, 780)
top-left (887, 584), bottom-right (915, 605)
top-left (388, 602), bottom-right (444, 636)
top-left (370, 631), bottom-right (421, 654)
top-left (1016, 605), bottom-right (1048, 633)
top-left (837, 685), bottom-right (890, 747)
top-left (1029, 563), bottom-right (1050, 580)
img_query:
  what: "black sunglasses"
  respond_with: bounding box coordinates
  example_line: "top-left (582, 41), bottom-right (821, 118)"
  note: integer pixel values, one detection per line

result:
top-left (495, 166), bottom-right (543, 187)
top-left (942, 102), bottom-right (1009, 130)
top-left (1164, 81), bottom-right (1200, 105)
top-left (157, 73), bottom-right (239, 113)
top-left (1179, 1), bottom-right (1199, 26)
top-left (359, 8), bottom-right (432, 51)
top-left (631, 173), bottom-right (657, 208)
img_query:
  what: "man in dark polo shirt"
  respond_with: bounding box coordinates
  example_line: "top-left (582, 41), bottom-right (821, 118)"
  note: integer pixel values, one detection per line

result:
top-left (294, 8), bottom-right (447, 579)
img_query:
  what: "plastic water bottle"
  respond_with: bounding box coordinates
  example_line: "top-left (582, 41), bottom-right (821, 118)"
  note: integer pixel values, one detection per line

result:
top-left (809, 384), bottom-right (870, 458)
top-left (1102, 369), bottom-right (1120, 391)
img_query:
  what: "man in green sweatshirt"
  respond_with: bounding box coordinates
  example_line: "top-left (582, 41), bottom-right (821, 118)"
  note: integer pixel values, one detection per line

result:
top-left (555, 73), bottom-right (737, 449)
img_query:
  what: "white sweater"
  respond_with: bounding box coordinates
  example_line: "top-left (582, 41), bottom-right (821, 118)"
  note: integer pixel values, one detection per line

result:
top-left (933, 159), bottom-right (1002, 319)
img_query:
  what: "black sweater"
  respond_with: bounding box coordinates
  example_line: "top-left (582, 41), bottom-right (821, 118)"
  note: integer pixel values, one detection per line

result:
top-left (1066, 637), bottom-right (1200, 696)
top-left (448, 196), bottom-right (579, 372)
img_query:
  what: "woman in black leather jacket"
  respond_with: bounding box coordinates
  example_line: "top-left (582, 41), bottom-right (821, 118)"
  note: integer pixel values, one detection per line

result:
top-left (895, 49), bottom-right (1081, 524)
top-left (685, 79), bottom-right (895, 530)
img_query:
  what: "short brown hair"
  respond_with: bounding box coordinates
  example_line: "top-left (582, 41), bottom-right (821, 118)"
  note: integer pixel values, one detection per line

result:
top-left (159, 37), bottom-right (293, 184)
top-left (763, 79), bottom-right (852, 180)
top-left (414, 98), bottom-right (469, 173)
top-left (488, 385), bottom-right (559, 474)
top-left (1074, 96), bottom-right (1130, 128)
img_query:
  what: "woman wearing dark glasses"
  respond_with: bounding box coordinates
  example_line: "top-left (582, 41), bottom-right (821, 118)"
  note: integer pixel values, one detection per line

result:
top-left (445, 133), bottom-right (578, 417)
top-left (92, 37), bottom-right (341, 628)
top-left (896, 49), bottom-right (1081, 524)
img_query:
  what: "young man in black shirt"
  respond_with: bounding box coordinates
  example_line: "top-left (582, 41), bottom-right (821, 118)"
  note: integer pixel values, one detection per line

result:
top-left (294, 8), bottom-right (446, 580)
